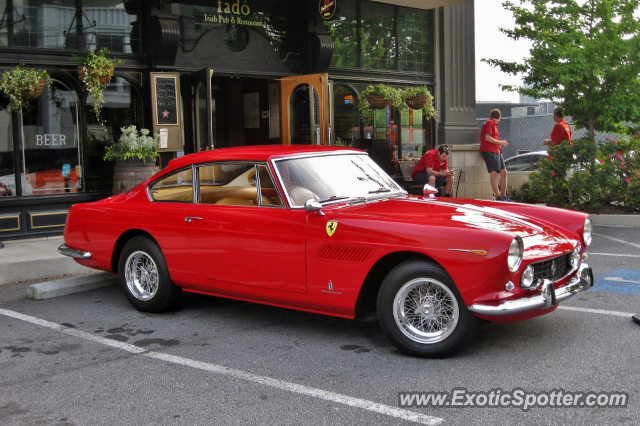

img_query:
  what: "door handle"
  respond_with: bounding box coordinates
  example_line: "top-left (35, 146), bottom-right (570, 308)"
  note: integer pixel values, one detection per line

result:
top-left (185, 216), bottom-right (203, 223)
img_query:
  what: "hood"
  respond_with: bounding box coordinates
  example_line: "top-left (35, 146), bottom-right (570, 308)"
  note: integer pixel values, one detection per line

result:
top-left (329, 197), bottom-right (553, 238)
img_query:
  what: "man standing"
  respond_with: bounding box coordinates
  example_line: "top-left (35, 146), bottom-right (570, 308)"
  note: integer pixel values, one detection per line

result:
top-left (543, 108), bottom-right (572, 147)
top-left (480, 109), bottom-right (510, 201)
top-left (411, 144), bottom-right (454, 197)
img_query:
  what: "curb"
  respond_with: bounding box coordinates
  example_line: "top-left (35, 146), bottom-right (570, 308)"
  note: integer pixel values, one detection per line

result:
top-left (27, 272), bottom-right (119, 300)
top-left (591, 214), bottom-right (640, 228)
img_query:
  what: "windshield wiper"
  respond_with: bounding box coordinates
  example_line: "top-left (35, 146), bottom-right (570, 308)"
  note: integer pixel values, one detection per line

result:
top-left (319, 195), bottom-right (350, 203)
top-left (368, 187), bottom-right (391, 194)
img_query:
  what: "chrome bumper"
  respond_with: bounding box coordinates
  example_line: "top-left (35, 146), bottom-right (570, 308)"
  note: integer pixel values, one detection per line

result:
top-left (468, 263), bottom-right (593, 316)
top-left (58, 244), bottom-right (92, 260)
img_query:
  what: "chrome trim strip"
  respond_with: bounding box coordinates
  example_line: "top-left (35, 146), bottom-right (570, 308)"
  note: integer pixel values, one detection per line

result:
top-left (449, 249), bottom-right (488, 256)
top-left (468, 263), bottom-right (592, 316)
top-left (58, 244), bottom-right (92, 260)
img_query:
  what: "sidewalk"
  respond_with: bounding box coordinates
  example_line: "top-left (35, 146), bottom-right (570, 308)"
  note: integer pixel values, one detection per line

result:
top-left (0, 214), bottom-right (638, 288)
top-left (0, 236), bottom-right (94, 286)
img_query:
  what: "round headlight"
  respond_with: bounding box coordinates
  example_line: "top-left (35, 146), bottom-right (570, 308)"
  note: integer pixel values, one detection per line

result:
top-left (583, 216), bottom-right (593, 246)
top-left (571, 245), bottom-right (581, 269)
top-left (508, 236), bottom-right (523, 272)
top-left (521, 265), bottom-right (536, 290)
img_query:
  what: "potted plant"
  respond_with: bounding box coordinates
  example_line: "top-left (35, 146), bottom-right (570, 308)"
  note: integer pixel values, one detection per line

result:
top-left (104, 125), bottom-right (160, 194)
top-left (72, 48), bottom-right (124, 124)
top-left (356, 84), bottom-right (403, 122)
top-left (0, 66), bottom-right (50, 112)
top-left (401, 86), bottom-right (437, 121)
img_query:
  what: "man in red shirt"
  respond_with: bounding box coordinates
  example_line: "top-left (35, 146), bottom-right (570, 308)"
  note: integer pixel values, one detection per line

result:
top-left (480, 109), bottom-right (510, 201)
top-left (412, 144), bottom-right (454, 197)
top-left (543, 108), bottom-right (572, 147)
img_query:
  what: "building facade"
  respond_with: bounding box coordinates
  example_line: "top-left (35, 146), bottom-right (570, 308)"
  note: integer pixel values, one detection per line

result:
top-left (0, 0), bottom-right (477, 239)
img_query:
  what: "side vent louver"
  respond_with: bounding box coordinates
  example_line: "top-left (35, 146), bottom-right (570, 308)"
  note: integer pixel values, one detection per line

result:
top-left (315, 244), bottom-right (372, 263)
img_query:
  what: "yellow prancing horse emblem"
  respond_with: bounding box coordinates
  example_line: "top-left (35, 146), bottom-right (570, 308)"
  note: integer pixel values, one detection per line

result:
top-left (326, 221), bottom-right (338, 236)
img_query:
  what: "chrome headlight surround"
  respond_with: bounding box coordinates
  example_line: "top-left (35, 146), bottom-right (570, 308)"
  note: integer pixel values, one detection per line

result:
top-left (583, 216), bottom-right (593, 246)
top-left (520, 265), bottom-right (536, 290)
top-left (508, 236), bottom-right (524, 272)
top-left (571, 244), bottom-right (582, 269)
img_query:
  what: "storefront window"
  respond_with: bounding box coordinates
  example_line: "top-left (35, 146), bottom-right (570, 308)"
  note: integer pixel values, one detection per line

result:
top-left (333, 85), bottom-right (359, 143)
top-left (21, 80), bottom-right (81, 195)
top-left (400, 107), bottom-right (430, 160)
top-left (14, 0), bottom-right (77, 49)
top-left (0, 96), bottom-right (14, 197)
top-left (325, 0), bottom-right (357, 68)
top-left (0, 0), bottom-right (8, 47)
top-left (86, 76), bottom-right (142, 191)
top-left (81, 1), bottom-right (141, 53)
top-left (361, 2), bottom-right (396, 70)
top-left (398, 8), bottom-right (432, 73)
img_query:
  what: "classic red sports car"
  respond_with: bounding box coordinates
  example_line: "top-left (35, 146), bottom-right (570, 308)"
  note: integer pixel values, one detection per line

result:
top-left (59, 146), bottom-right (593, 357)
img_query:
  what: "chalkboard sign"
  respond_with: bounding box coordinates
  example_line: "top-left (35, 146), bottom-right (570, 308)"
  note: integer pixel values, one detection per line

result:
top-left (154, 76), bottom-right (178, 125)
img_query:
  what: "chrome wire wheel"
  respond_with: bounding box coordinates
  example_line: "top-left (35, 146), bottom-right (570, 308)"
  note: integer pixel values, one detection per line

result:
top-left (125, 250), bottom-right (159, 301)
top-left (393, 278), bottom-right (460, 344)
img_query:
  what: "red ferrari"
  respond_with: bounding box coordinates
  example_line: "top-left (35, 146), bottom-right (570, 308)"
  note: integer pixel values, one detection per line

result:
top-left (59, 146), bottom-right (594, 357)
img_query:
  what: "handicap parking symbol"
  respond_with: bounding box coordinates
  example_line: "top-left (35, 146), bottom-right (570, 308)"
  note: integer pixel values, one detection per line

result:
top-left (593, 269), bottom-right (640, 296)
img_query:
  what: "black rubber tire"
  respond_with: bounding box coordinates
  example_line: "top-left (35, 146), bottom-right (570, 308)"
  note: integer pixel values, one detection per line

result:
top-left (377, 259), bottom-right (479, 358)
top-left (118, 236), bottom-right (181, 313)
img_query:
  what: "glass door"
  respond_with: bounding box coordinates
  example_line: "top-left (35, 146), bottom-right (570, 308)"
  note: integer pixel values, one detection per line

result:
top-left (190, 68), bottom-right (213, 151)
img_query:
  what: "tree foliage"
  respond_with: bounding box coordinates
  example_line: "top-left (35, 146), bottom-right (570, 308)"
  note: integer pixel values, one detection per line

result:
top-left (483, 0), bottom-right (640, 135)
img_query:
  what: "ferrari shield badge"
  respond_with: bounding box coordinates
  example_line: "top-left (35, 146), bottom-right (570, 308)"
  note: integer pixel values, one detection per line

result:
top-left (319, 0), bottom-right (336, 20)
top-left (326, 221), bottom-right (338, 236)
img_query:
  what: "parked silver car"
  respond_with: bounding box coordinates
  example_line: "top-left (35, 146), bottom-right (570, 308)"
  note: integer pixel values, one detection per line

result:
top-left (505, 151), bottom-right (549, 196)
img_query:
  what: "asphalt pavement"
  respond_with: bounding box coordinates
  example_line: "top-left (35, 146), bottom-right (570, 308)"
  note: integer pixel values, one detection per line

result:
top-left (0, 220), bottom-right (639, 425)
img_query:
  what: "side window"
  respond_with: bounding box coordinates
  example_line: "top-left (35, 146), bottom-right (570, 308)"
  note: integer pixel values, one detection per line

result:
top-left (149, 168), bottom-right (193, 202)
top-left (257, 165), bottom-right (283, 207)
top-left (506, 157), bottom-right (531, 172)
top-left (197, 163), bottom-right (256, 206)
top-left (531, 155), bottom-right (544, 171)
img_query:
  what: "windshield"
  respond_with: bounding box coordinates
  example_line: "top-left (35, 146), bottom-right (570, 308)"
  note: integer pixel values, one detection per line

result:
top-left (273, 153), bottom-right (404, 207)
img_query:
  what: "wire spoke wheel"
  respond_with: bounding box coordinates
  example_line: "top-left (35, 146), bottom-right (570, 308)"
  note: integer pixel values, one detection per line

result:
top-left (393, 278), bottom-right (459, 344)
top-left (125, 250), bottom-right (159, 301)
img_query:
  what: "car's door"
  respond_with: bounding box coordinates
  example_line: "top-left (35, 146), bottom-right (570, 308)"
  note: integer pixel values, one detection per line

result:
top-left (185, 162), bottom-right (307, 293)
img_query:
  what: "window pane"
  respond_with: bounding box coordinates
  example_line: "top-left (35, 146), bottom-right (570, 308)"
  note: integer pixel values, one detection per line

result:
top-left (0, 0), bottom-right (8, 47)
top-left (398, 8), bottom-right (432, 73)
top-left (14, 0), bottom-right (77, 49)
top-left (400, 104), bottom-right (432, 160)
top-left (333, 85), bottom-right (359, 142)
top-left (197, 163), bottom-right (256, 206)
top-left (87, 76), bottom-right (142, 192)
top-left (325, 0), bottom-right (357, 68)
top-left (21, 80), bottom-right (81, 195)
top-left (361, 2), bottom-right (396, 70)
top-left (82, 0), bottom-right (141, 53)
top-left (257, 165), bottom-right (282, 206)
top-left (0, 96), bottom-right (14, 197)
top-left (150, 168), bottom-right (193, 202)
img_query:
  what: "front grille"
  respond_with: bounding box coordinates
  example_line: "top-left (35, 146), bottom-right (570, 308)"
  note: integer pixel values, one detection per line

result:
top-left (531, 252), bottom-right (572, 282)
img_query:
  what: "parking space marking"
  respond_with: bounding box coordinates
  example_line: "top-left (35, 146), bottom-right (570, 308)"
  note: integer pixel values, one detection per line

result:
top-left (593, 233), bottom-right (640, 249)
top-left (558, 306), bottom-right (636, 317)
top-left (0, 308), bottom-right (443, 426)
top-left (588, 253), bottom-right (640, 258)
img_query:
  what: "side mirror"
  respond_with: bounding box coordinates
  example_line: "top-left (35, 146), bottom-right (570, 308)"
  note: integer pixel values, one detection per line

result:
top-left (423, 184), bottom-right (438, 198)
top-left (304, 199), bottom-right (325, 216)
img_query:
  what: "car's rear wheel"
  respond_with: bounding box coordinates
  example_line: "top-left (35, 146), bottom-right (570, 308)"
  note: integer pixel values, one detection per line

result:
top-left (118, 236), bottom-right (181, 313)
top-left (377, 259), bottom-right (479, 358)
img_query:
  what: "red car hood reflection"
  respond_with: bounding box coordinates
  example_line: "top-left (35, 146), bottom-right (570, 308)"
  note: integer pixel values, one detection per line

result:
top-left (332, 198), bottom-right (552, 238)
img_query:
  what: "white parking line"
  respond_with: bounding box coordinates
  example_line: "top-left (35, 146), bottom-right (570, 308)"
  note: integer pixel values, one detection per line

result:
top-left (0, 308), bottom-right (443, 426)
top-left (558, 306), bottom-right (636, 317)
top-left (593, 233), bottom-right (640, 249)
top-left (588, 253), bottom-right (640, 258)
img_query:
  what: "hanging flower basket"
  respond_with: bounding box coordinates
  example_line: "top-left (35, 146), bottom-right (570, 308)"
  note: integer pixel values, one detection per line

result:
top-left (405, 94), bottom-right (429, 110)
top-left (77, 65), bottom-right (114, 84)
top-left (366, 94), bottom-right (390, 110)
top-left (0, 66), bottom-right (50, 112)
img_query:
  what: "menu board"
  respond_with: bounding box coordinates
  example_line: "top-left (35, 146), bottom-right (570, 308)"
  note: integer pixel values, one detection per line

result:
top-left (155, 76), bottom-right (178, 125)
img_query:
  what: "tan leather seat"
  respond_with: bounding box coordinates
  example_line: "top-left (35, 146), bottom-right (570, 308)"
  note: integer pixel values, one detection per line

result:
top-left (287, 186), bottom-right (320, 206)
top-left (215, 197), bottom-right (254, 206)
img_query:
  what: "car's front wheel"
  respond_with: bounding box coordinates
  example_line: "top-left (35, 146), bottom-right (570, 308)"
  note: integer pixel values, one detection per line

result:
top-left (377, 259), bottom-right (479, 358)
top-left (118, 236), bottom-right (181, 313)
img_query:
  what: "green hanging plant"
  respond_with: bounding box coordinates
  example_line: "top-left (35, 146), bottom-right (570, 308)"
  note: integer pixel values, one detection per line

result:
top-left (71, 48), bottom-right (124, 125)
top-left (0, 65), bottom-right (50, 113)
top-left (356, 84), bottom-right (404, 122)
top-left (401, 86), bottom-right (437, 121)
